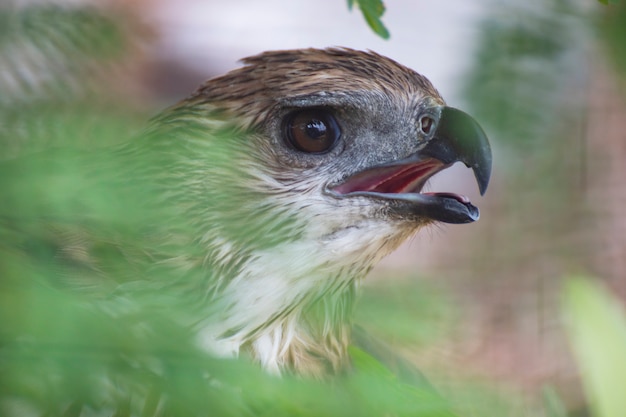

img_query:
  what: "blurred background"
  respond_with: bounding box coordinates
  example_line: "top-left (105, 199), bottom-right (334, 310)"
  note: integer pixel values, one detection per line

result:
top-left (2, 0), bottom-right (626, 415)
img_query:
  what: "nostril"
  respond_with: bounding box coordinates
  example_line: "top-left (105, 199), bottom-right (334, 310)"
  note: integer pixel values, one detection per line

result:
top-left (419, 116), bottom-right (435, 135)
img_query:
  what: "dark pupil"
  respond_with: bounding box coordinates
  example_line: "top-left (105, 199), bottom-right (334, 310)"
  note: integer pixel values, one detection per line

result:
top-left (305, 119), bottom-right (327, 139)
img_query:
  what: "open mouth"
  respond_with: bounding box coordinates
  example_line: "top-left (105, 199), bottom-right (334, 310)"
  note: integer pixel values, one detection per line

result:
top-left (331, 158), bottom-right (446, 195)
top-left (328, 157), bottom-right (481, 224)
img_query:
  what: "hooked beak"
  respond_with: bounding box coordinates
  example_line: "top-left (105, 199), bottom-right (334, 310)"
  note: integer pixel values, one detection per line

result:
top-left (421, 106), bottom-right (491, 196)
top-left (329, 106), bottom-right (492, 224)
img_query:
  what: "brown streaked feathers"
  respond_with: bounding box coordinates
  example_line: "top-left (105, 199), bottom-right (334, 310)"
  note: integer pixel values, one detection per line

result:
top-left (186, 48), bottom-right (443, 128)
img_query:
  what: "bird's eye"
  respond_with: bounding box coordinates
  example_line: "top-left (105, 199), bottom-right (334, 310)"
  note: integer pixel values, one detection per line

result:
top-left (285, 109), bottom-right (340, 154)
top-left (419, 115), bottom-right (436, 135)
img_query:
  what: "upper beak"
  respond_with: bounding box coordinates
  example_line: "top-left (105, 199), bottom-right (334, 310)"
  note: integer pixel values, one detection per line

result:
top-left (421, 106), bottom-right (492, 196)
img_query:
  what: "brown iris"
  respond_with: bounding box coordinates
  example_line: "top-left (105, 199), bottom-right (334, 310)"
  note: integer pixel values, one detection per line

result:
top-left (285, 109), bottom-right (340, 154)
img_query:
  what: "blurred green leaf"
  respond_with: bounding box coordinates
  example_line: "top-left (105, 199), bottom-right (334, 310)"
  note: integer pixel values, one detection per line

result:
top-left (349, 346), bottom-right (396, 379)
top-left (541, 386), bottom-right (568, 417)
top-left (598, 1), bottom-right (626, 80)
top-left (355, 280), bottom-right (454, 345)
top-left (597, 0), bottom-right (621, 5)
top-left (0, 5), bottom-right (124, 58)
top-left (1, 257), bottom-right (464, 417)
top-left (463, 0), bottom-right (587, 148)
top-left (347, 0), bottom-right (390, 39)
top-left (0, 5), bottom-right (128, 107)
top-left (563, 277), bottom-right (626, 417)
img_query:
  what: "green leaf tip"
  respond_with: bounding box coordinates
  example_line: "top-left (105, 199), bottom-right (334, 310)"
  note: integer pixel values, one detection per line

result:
top-left (562, 277), bottom-right (626, 417)
top-left (348, 0), bottom-right (390, 40)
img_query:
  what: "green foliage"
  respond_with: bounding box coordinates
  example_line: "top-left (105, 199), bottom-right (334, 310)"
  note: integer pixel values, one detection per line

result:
top-left (541, 386), bottom-right (568, 417)
top-left (347, 0), bottom-right (390, 39)
top-left (0, 211), bottom-right (459, 416)
top-left (0, 5), bottom-right (123, 56)
top-left (0, 5), bottom-right (126, 107)
top-left (563, 278), bottom-right (626, 417)
top-left (597, 0), bottom-right (621, 5)
top-left (462, 0), bottom-right (587, 148)
top-left (597, 1), bottom-right (626, 79)
top-left (0, 142), bottom-right (460, 416)
top-left (355, 280), bottom-right (454, 346)
top-left (0, 266), bottom-right (458, 416)
top-left (0, 4), bottom-right (146, 157)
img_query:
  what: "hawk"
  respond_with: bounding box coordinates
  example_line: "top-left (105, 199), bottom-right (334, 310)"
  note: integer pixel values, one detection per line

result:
top-left (1, 48), bottom-right (491, 381)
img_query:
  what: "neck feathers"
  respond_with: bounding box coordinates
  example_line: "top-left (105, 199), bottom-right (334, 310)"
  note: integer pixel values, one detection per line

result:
top-left (245, 280), bottom-right (358, 377)
top-left (197, 245), bottom-right (365, 377)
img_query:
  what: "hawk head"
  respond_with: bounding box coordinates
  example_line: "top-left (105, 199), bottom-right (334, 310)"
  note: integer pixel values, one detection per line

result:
top-left (143, 48), bottom-right (491, 376)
